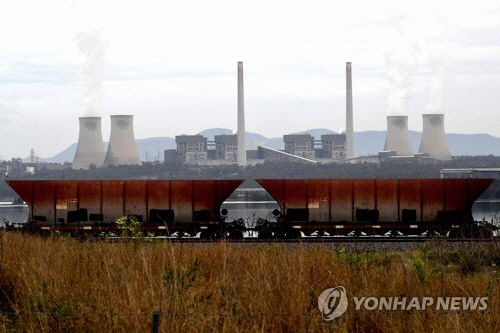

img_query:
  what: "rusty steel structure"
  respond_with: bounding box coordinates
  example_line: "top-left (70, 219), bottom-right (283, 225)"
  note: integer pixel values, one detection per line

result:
top-left (6, 180), bottom-right (243, 236)
top-left (4, 178), bottom-right (495, 238)
top-left (256, 178), bottom-right (495, 237)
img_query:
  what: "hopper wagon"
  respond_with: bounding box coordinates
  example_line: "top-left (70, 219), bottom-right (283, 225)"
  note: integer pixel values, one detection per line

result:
top-left (5, 179), bottom-right (244, 238)
top-left (4, 178), bottom-right (495, 239)
top-left (255, 178), bottom-right (495, 238)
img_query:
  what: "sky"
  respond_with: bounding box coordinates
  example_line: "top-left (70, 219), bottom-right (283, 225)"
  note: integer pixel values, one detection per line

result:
top-left (1, 0), bottom-right (500, 159)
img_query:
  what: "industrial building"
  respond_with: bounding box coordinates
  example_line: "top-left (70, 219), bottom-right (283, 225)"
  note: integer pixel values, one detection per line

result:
top-left (171, 134), bottom-right (240, 165)
top-left (168, 132), bottom-right (347, 165)
top-left (320, 134), bottom-right (347, 160)
top-left (175, 135), bottom-right (208, 162)
top-left (283, 134), bottom-right (315, 160)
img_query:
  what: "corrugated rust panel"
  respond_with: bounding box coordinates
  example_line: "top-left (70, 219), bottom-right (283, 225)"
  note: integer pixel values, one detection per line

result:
top-left (5, 180), bottom-right (33, 221)
top-left (5, 180), bottom-right (33, 205)
top-left (33, 181), bottom-right (55, 223)
top-left (215, 180), bottom-right (244, 206)
top-left (444, 179), bottom-right (470, 211)
top-left (124, 181), bottom-right (147, 220)
top-left (193, 180), bottom-right (216, 220)
top-left (147, 180), bottom-right (170, 211)
top-left (55, 181), bottom-right (78, 223)
top-left (376, 179), bottom-right (398, 222)
top-left (5, 178), bottom-right (492, 226)
top-left (465, 178), bottom-right (495, 204)
top-left (398, 179), bottom-right (422, 222)
top-left (284, 179), bottom-right (307, 210)
top-left (422, 179), bottom-right (444, 221)
top-left (307, 179), bottom-right (330, 222)
top-left (330, 179), bottom-right (354, 221)
top-left (255, 179), bottom-right (285, 207)
top-left (170, 181), bottom-right (193, 223)
top-left (78, 180), bottom-right (103, 218)
top-left (102, 180), bottom-right (125, 223)
top-left (354, 179), bottom-right (376, 210)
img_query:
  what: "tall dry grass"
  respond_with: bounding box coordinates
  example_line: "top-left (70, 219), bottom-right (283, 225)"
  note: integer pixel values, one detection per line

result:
top-left (0, 232), bottom-right (498, 332)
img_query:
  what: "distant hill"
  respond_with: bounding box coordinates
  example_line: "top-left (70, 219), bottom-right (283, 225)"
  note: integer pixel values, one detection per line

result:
top-left (32, 129), bottom-right (500, 163)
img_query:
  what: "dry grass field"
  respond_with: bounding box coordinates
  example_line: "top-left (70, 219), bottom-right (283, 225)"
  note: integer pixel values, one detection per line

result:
top-left (0, 232), bottom-right (499, 332)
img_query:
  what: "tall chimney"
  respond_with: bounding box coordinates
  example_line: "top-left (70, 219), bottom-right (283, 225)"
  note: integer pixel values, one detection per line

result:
top-left (418, 113), bottom-right (451, 160)
top-left (103, 115), bottom-right (141, 166)
top-left (383, 115), bottom-right (413, 156)
top-left (237, 61), bottom-right (247, 166)
top-left (72, 116), bottom-right (105, 169)
top-left (345, 62), bottom-right (354, 159)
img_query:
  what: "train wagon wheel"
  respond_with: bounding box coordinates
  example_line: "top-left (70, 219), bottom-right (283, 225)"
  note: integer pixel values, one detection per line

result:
top-left (200, 230), bottom-right (220, 240)
top-left (228, 229), bottom-right (244, 240)
top-left (285, 229), bottom-right (301, 239)
top-left (258, 228), bottom-right (273, 239)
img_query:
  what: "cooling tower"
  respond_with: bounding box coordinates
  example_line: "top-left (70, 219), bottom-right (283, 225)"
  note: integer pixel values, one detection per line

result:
top-left (345, 62), bottom-right (354, 159)
top-left (418, 113), bottom-right (451, 160)
top-left (72, 117), bottom-right (105, 169)
top-left (383, 115), bottom-right (413, 156)
top-left (237, 61), bottom-right (247, 166)
top-left (103, 115), bottom-right (141, 166)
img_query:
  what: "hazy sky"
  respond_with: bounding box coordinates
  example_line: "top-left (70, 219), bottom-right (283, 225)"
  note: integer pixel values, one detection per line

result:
top-left (1, 0), bottom-right (499, 159)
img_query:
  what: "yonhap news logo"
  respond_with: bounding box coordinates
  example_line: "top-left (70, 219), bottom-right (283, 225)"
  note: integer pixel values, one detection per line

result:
top-left (317, 286), bottom-right (348, 321)
top-left (318, 286), bottom-right (489, 320)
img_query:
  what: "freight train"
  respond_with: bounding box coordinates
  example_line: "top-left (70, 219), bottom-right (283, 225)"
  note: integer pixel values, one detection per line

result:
top-left (4, 178), bottom-right (496, 238)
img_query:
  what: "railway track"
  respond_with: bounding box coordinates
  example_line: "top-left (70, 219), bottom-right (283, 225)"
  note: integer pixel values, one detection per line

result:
top-left (96, 236), bottom-right (500, 243)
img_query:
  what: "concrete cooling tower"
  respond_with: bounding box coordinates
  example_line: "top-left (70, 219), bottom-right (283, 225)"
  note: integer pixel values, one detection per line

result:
top-left (383, 115), bottom-right (413, 156)
top-left (103, 115), bottom-right (141, 166)
top-left (72, 117), bottom-right (105, 169)
top-left (418, 113), bottom-right (452, 160)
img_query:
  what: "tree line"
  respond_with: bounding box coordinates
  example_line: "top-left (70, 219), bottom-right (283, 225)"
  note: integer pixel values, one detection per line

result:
top-left (1, 156), bottom-right (500, 200)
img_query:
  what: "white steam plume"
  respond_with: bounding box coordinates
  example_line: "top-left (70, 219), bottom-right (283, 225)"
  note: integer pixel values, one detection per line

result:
top-left (75, 29), bottom-right (108, 117)
top-left (426, 53), bottom-right (447, 114)
top-left (385, 16), bottom-right (421, 116)
top-left (424, 13), bottom-right (449, 115)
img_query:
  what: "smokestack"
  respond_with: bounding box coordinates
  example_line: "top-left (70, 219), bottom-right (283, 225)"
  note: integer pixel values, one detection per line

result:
top-left (418, 113), bottom-right (451, 160)
top-left (383, 115), bottom-right (413, 156)
top-left (103, 115), bottom-right (141, 166)
top-left (72, 117), bottom-right (105, 169)
top-left (237, 61), bottom-right (247, 166)
top-left (345, 62), bottom-right (354, 159)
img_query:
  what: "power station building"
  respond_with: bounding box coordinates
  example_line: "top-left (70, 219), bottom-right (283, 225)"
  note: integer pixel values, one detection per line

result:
top-left (283, 134), bottom-right (315, 160)
top-left (168, 132), bottom-right (347, 165)
top-left (175, 135), bottom-right (208, 162)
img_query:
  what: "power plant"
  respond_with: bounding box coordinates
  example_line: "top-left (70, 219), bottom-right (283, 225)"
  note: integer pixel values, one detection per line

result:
top-left (383, 115), bottom-right (414, 156)
top-left (103, 115), bottom-right (141, 167)
top-left (72, 117), bottom-right (105, 169)
top-left (418, 113), bottom-right (452, 160)
top-left (67, 62), bottom-right (455, 168)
